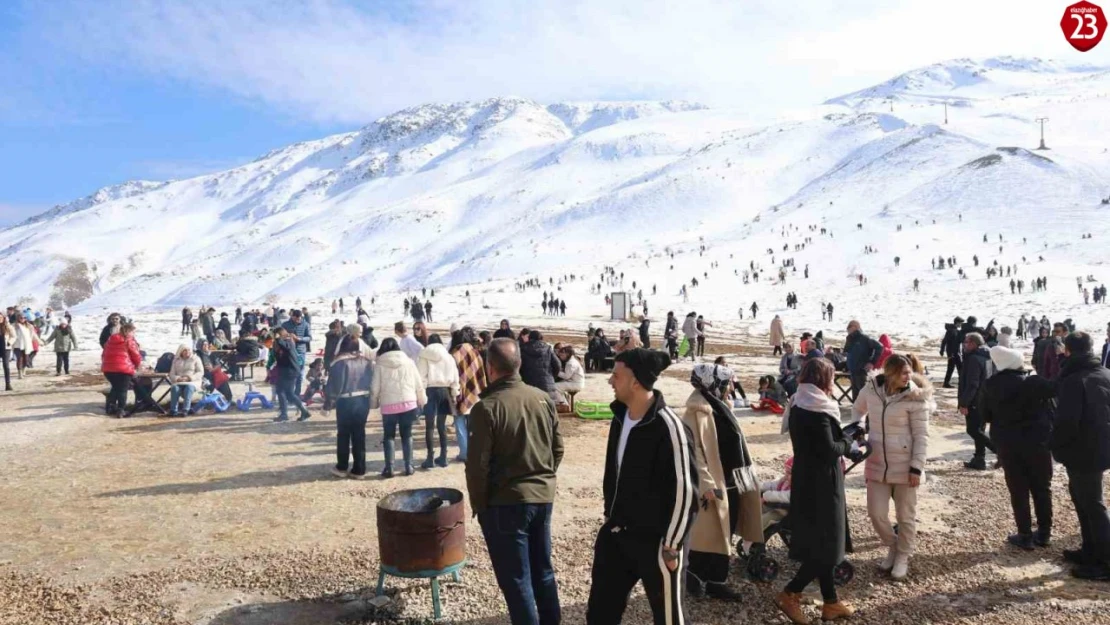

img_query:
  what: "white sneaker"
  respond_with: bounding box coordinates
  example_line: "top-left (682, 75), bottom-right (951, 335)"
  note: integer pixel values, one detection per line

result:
top-left (891, 553), bottom-right (909, 580)
top-left (880, 546), bottom-right (897, 572)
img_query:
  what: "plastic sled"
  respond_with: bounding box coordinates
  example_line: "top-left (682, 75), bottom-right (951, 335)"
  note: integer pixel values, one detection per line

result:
top-left (191, 393), bottom-right (231, 414)
top-left (575, 402), bottom-right (614, 421)
top-left (236, 391), bottom-right (274, 411)
top-left (750, 399), bottom-right (785, 415)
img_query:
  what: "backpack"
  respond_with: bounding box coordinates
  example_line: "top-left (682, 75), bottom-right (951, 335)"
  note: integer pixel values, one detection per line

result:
top-left (155, 352), bottom-right (175, 373)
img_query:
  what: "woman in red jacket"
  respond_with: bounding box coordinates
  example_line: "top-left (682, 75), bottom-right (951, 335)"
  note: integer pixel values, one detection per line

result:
top-left (102, 323), bottom-right (143, 416)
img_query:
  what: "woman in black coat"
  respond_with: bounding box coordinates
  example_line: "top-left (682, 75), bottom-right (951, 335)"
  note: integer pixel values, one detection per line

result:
top-left (776, 358), bottom-right (857, 623)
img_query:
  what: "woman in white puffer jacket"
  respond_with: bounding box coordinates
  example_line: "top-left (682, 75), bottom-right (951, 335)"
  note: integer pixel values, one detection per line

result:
top-left (850, 354), bottom-right (933, 582)
top-left (417, 335), bottom-right (459, 469)
top-left (372, 338), bottom-right (427, 477)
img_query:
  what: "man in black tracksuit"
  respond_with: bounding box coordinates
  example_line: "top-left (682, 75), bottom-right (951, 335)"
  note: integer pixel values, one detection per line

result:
top-left (959, 332), bottom-right (996, 470)
top-left (587, 349), bottom-right (697, 625)
top-left (940, 316), bottom-right (965, 388)
top-left (1051, 333), bottom-right (1110, 580)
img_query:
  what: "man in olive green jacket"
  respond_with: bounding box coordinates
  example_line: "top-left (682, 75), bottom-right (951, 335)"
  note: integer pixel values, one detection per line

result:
top-left (466, 338), bottom-right (564, 624)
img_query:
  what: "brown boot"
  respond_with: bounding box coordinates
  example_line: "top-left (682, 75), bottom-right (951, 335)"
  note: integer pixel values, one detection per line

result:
top-left (821, 601), bottom-right (854, 621)
top-left (774, 591), bottom-right (809, 624)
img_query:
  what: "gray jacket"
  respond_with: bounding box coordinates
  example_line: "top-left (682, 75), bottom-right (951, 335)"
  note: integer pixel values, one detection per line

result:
top-left (325, 354), bottom-right (374, 408)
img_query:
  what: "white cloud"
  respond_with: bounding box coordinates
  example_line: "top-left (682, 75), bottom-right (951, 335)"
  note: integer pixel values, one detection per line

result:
top-left (25, 0), bottom-right (1096, 125)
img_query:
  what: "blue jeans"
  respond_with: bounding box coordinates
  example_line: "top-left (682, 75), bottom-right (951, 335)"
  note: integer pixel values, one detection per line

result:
top-left (382, 409), bottom-right (419, 472)
top-left (275, 370), bottom-right (307, 419)
top-left (169, 384), bottom-right (195, 414)
top-left (478, 503), bottom-right (560, 625)
top-left (455, 413), bottom-right (470, 461)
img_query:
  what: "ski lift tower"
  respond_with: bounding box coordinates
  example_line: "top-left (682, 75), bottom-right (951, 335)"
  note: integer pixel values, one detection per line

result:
top-left (1036, 117), bottom-right (1050, 150)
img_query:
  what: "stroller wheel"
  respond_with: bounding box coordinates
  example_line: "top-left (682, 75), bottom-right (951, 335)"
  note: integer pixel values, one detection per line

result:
top-left (833, 560), bottom-right (855, 586)
top-left (747, 553), bottom-right (779, 582)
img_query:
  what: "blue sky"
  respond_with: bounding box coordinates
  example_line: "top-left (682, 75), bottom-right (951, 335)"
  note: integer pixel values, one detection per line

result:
top-left (0, 0), bottom-right (1092, 225)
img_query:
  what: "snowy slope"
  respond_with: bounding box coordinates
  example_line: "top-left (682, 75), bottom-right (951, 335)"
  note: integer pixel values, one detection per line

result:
top-left (2, 56), bottom-right (1109, 344)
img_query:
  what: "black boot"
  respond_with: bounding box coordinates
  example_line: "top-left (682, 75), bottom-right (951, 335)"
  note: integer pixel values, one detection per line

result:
top-left (1034, 530), bottom-right (1051, 548)
top-left (685, 572), bottom-right (706, 598)
top-left (705, 582), bottom-right (743, 602)
top-left (964, 456), bottom-right (987, 470)
top-left (1007, 534), bottom-right (1034, 550)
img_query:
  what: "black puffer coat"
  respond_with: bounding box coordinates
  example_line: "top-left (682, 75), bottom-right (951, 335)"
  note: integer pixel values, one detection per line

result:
top-left (979, 368), bottom-right (1055, 450)
top-left (519, 340), bottom-right (560, 393)
top-left (1051, 354), bottom-right (1110, 472)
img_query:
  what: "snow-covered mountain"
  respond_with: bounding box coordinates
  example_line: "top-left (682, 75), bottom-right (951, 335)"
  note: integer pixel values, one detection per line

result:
top-left (2, 57), bottom-right (1109, 326)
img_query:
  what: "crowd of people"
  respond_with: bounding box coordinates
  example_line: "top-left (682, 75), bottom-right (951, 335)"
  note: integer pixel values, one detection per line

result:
top-left (8, 285), bottom-right (1110, 625)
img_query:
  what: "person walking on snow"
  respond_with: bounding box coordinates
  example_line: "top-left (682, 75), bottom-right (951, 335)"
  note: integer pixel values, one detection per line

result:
top-left (770, 315), bottom-right (785, 356)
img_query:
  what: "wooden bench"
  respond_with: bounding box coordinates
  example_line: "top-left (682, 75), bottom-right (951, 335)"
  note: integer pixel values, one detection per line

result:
top-left (232, 359), bottom-right (266, 382)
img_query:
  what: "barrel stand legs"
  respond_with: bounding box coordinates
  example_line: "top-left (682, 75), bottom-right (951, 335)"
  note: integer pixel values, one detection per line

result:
top-left (430, 577), bottom-right (442, 620)
top-left (376, 567), bottom-right (461, 621)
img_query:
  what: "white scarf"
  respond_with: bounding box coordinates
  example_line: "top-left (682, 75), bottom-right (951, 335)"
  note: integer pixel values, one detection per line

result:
top-left (791, 383), bottom-right (842, 421)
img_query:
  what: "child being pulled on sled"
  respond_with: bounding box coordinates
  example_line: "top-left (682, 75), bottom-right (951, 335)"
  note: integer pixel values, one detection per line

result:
top-left (752, 375), bottom-right (787, 414)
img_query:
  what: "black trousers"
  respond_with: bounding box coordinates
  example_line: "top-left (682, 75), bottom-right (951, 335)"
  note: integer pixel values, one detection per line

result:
top-left (943, 356), bottom-right (961, 386)
top-left (1067, 467), bottom-right (1110, 563)
top-left (965, 408), bottom-right (996, 458)
top-left (1, 349), bottom-right (10, 389)
top-left (587, 526), bottom-right (685, 625)
top-left (104, 372), bottom-right (131, 414)
top-left (56, 352), bottom-right (70, 374)
top-left (850, 370), bottom-right (867, 401)
top-left (999, 446), bottom-right (1053, 536)
top-left (773, 344), bottom-right (783, 356)
top-left (336, 396), bottom-right (370, 476)
top-left (696, 336), bottom-right (706, 357)
top-left (785, 559), bottom-right (837, 603)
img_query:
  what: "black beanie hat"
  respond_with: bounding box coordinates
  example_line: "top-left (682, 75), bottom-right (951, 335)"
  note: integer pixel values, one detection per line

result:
top-left (615, 348), bottom-right (672, 390)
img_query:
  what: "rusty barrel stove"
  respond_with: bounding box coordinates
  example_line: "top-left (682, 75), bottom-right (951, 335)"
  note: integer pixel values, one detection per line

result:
top-left (375, 488), bottom-right (466, 620)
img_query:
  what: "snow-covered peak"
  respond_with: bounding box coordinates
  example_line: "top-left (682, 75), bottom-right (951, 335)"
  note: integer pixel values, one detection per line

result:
top-left (546, 100), bottom-right (708, 134)
top-left (19, 180), bottom-right (169, 227)
top-left (827, 56), bottom-right (1110, 107)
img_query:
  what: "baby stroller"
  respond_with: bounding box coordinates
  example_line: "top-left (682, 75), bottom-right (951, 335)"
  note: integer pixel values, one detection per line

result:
top-left (744, 423), bottom-right (871, 586)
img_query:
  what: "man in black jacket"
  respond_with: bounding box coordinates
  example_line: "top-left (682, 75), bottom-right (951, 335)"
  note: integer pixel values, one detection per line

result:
top-left (1052, 332), bottom-right (1110, 580)
top-left (940, 316), bottom-right (965, 388)
top-left (844, 320), bottom-right (882, 400)
top-left (957, 315), bottom-right (984, 352)
top-left (587, 349), bottom-right (697, 625)
top-left (959, 333), bottom-right (996, 470)
top-left (664, 312), bottom-right (678, 360)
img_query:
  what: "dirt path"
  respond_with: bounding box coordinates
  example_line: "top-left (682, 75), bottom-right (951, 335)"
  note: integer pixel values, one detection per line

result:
top-left (1, 330), bottom-right (1108, 624)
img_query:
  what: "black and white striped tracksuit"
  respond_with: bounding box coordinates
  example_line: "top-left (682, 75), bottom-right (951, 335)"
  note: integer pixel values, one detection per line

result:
top-left (587, 392), bottom-right (698, 625)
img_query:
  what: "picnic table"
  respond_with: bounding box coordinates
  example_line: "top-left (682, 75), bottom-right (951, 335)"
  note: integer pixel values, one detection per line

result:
top-left (124, 371), bottom-right (173, 417)
top-left (833, 372), bottom-right (854, 405)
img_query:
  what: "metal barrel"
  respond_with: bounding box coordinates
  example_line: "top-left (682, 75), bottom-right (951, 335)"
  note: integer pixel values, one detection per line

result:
top-left (377, 488), bottom-right (466, 573)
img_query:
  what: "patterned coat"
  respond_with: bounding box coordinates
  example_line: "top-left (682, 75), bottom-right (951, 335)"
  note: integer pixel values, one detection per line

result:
top-left (453, 342), bottom-right (487, 415)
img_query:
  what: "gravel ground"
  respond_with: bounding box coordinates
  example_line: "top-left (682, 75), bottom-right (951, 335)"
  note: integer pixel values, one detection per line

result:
top-left (2, 329), bottom-right (1109, 624)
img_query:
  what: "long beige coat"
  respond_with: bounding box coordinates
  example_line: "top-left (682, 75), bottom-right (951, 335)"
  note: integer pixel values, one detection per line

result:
top-left (770, 316), bottom-right (785, 347)
top-left (850, 373), bottom-right (933, 484)
top-left (683, 391), bottom-right (762, 558)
